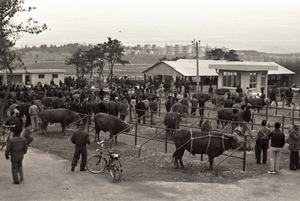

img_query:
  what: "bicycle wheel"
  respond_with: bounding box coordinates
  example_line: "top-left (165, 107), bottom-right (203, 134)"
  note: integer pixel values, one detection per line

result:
top-left (86, 155), bottom-right (107, 174)
top-left (109, 159), bottom-right (122, 182)
top-left (0, 135), bottom-right (6, 151)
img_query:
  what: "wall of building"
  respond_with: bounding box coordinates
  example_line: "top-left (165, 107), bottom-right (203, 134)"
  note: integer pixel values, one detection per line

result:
top-left (30, 73), bottom-right (65, 86)
top-left (218, 70), bottom-right (268, 94)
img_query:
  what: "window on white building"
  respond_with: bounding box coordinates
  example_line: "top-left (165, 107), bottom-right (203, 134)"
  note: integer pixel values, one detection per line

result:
top-left (38, 74), bottom-right (45, 79)
top-left (52, 74), bottom-right (58, 78)
top-left (250, 73), bottom-right (257, 89)
top-left (223, 72), bottom-right (241, 87)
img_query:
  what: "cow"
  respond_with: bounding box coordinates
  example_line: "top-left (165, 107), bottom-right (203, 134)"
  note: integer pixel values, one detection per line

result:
top-left (17, 102), bottom-right (31, 127)
top-left (245, 97), bottom-right (270, 113)
top-left (211, 94), bottom-right (225, 107)
top-left (165, 96), bottom-right (176, 113)
top-left (94, 113), bottom-right (131, 147)
top-left (164, 112), bottom-right (181, 139)
top-left (39, 108), bottom-right (79, 135)
top-left (192, 93), bottom-right (210, 102)
top-left (42, 97), bottom-right (66, 109)
top-left (17, 100), bottom-right (43, 127)
top-left (200, 117), bottom-right (212, 132)
top-left (171, 102), bottom-right (183, 115)
top-left (90, 102), bottom-right (108, 115)
top-left (172, 130), bottom-right (239, 170)
top-left (217, 108), bottom-right (245, 129)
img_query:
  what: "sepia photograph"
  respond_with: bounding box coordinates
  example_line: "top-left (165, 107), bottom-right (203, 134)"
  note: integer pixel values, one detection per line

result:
top-left (0, 0), bottom-right (300, 200)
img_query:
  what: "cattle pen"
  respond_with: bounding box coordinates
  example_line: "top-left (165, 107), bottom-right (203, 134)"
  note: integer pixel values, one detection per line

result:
top-left (65, 93), bottom-right (300, 173)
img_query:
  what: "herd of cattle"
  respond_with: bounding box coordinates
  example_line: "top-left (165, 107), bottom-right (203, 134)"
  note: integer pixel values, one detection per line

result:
top-left (6, 88), bottom-right (271, 170)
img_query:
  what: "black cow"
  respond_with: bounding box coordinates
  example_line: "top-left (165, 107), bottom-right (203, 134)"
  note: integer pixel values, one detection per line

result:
top-left (42, 97), bottom-right (66, 109)
top-left (217, 108), bottom-right (245, 128)
top-left (17, 102), bottom-right (31, 127)
top-left (40, 109), bottom-right (79, 135)
top-left (200, 118), bottom-right (212, 132)
top-left (164, 112), bottom-right (181, 139)
top-left (94, 113), bottom-right (131, 147)
top-left (172, 130), bottom-right (239, 170)
top-left (245, 97), bottom-right (270, 113)
top-left (192, 93), bottom-right (210, 102)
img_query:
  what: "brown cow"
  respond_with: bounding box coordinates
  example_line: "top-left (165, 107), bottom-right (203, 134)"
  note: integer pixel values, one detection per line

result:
top-left (164, 112), bottom-right (181, 139)
top-left (94, 113), bottom-right (131, 147)
top-left (40, 109), bottom-right (79, 135)
top-left (172, 130), bottom-right (239, 170)
top-left (217, 108), bottom-right (245, 128)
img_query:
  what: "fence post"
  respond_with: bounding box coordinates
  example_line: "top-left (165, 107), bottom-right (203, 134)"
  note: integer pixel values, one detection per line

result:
top-left (165, 129), bottom-right (168, 154)
top-left (86, 115), bottom-right (90, 132)
top-left (251, 112), bottom-right (254, 130)
top-left (129, 104), bottom-right (132, 123)
top-left (292, 108), bottom-right (295, 125)
top-left (150, 111), bottom-right (153, 128)
top-left (135, 121), bottom-right (138, 145)
top-left (282, 98), bottom-right (284, 109)
top-left (243, 134), bottom-right (247, 171)
top-left (158, 98), bottom-right (161, 117)
top-left (282, 115), bottom-right (285, 134)
top-left (266, 106), bottom-right (268, 122)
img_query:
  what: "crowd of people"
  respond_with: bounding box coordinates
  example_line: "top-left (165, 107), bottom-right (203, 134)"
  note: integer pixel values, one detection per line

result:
top-left (2, 77), bottom-right (300, 184)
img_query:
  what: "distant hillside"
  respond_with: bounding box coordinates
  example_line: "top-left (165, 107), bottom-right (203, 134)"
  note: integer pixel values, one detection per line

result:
top-left (17, 45), bottom-right (300, 84)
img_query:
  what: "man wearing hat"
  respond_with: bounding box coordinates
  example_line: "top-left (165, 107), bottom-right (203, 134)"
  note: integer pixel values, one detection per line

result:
top-left (71, 123), bottom-right (90, 171)
top-left (288, 121), bottom-right (300, 170)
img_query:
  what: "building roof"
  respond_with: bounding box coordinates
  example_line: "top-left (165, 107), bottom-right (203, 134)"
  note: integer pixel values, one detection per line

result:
top-left (0, 69), bottom-right (66, 74)
top-left (142, 59), bottom-right (295, 76)
top-left (209, 61), bottom-right (278, 71)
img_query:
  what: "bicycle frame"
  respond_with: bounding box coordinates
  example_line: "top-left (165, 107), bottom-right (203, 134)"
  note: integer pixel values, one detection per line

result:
top-left (0, 125), bottom-right (15, 151)
top-left (86, 140), bottom-right (122, 182)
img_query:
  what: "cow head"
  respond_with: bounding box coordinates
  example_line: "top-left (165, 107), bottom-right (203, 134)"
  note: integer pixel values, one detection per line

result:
top-left (122, 121), bottom-right (132, 133)
top-left (228, 132), bottom-right (240, 149)
top-left (264, 98), bottom-right (271, 106)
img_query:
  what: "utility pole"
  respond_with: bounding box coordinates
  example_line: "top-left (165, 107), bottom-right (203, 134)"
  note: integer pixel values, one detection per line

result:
top-left (192, 39), bottom-right (201, 92)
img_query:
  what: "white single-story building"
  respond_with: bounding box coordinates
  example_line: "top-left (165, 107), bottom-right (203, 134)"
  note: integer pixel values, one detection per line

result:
top-left (208, 62), bottom-right (278, 93)
top-left (0, 69), bottom-right (66, 86)
top-left (143, 59), bottom-right (295, 93)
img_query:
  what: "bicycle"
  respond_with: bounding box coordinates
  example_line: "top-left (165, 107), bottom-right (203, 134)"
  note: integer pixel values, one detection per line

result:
top-left (86, 140), bottom-right (122, 182)
top-left (0, 124), bottom-right (15, 151)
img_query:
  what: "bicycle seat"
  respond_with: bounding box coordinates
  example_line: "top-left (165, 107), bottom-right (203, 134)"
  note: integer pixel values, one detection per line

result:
top-left (108, 150), bottom-right (115, 154)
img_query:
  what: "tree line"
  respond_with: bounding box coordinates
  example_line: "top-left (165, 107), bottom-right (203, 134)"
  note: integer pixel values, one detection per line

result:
top-left (64, 37), bottom-right (130, 87)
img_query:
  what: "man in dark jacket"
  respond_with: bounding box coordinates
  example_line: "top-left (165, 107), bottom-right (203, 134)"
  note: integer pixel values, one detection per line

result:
top-left (150, 97), bottom-right (158, 125)
top-left (5, 127), bottom-right (28, 184)
top-left (268, 122), bottom-right (285, 174)
top-left (288, 121), bottom-right (300, 170)
top-left (71, 123), bottom-right (90, 171)
top-left (136, 98), bottom-right (146, 124)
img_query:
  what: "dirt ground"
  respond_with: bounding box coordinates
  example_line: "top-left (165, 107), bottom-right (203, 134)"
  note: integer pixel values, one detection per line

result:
top-left (29, 104), bottom-right (292, 184)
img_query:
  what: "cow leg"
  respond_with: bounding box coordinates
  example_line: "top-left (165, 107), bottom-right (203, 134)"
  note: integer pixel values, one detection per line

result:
top-left (61, 123), bottom-right (66, 135)
top-left (25, 114), bottom-right (31, 127)
top-left (42, 121), bottom-right (48, 134)
top-left (208, 155), bottom-right (214, 170)
top-left (173, 149), bottom-right (184, 169)
top-left (94, 129), bottom-right (100, 142)
top-left (109, 131), bottom-right (114, 148)
top-left (172, 151), bottom-right (179, 169)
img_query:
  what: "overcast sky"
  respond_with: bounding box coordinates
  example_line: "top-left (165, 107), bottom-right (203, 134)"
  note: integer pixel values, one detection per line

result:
top-left (14, 0), bottom-right (300, 53)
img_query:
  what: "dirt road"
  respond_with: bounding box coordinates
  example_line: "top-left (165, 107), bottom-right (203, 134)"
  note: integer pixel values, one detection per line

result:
top-left (1, 147), bottom-right (300, 201)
